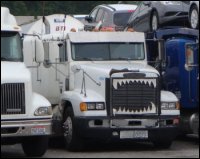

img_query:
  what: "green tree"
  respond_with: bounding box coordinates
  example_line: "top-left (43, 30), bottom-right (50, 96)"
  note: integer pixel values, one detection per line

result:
top-left (1, 1), bottom-right (139, 16)
top-left (13, 1), bottom-right (28, 15)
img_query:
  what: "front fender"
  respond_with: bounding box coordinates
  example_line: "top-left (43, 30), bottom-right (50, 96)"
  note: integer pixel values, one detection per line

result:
top-left (32, 92), bottom-right (51, 107)
top-left (160, 90), bottom-right (180, 116)
top-left (161, 90), bottom-right (178, 102)
top-left (61, 90), bottom-right (106, 117)
top-left (32, 92), bottom-right (52, 117)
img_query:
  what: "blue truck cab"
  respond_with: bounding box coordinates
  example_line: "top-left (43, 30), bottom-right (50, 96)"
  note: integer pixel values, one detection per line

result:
top-left (146, 28), bottom-right (199, 136)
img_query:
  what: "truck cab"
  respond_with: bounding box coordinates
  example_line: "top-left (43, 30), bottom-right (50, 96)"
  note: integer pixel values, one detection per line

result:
top-left (1, 7), bottom-right (52, 157)
top-left (146, 28), bottom-right (199, 137)
top-left (23, 14), bottom-right (180, 151)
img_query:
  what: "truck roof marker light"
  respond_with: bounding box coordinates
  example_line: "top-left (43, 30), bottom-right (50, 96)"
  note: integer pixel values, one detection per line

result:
top-left (100, 26), bottom-right (115, 32)
top-left (93, 28), bottom-right (100, 32)
top-left (13, 26), bottom-right (20, 30)
top-left (128, 10), bottom-right (134, 13)
top-left (70, 28), bottom-right (77, 32)
top-left (80, 102), bottom-right (87, 112)
top-left (127, 28), bottom-right (135, 32)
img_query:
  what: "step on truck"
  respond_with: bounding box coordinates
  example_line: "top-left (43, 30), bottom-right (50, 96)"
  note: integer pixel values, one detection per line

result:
top-left (1, 7), bottom-right (52, 157)
top-left (23, 14), bottom-right (180, 150)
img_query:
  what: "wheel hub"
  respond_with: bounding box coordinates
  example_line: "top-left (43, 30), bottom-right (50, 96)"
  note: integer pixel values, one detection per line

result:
top-left (63, 117), bottom-right (73, 143)
top-left (191, 9), bottom-right (198, 29)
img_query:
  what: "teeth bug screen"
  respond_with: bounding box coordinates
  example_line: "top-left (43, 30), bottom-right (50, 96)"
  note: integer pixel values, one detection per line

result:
top-left (112, 77), bottom-right (158, 115)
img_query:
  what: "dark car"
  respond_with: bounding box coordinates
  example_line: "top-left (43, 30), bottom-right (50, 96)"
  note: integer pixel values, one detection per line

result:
top-left (127, 1), bottom-right (190, 32)
top-left (84, 4), bottom-right (137, 31)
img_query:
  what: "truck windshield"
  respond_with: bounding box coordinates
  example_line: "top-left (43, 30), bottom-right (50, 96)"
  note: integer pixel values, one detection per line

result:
top-left (72, 43), bottom-right (145, 61)
top-left (1, 31), bottom-right (23, 62)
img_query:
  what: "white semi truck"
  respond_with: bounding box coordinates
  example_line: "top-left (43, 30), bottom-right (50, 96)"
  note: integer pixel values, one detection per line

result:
top-left (1, 7), bottom-right (52, 157)
top-left (23, 14), bottom-right (180, 150)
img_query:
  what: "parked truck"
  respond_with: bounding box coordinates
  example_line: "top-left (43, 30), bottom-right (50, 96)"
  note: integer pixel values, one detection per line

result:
top-left (23, 14), bottom-right (180, 150)
top-left (146, 28), bottom-right (199, 137)
top-left (1, 7), bottom-right (52, 157)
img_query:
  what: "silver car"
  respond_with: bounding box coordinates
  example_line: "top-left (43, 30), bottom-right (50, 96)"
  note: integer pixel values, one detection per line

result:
top-left (127, 1), bottom-right (190, 32)
top-left (189, 1), bottom-right (199, 29)
top-left (84, 4), bottom-right (137, 31)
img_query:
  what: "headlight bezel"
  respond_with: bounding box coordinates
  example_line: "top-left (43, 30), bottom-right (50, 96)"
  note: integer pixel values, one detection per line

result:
top-left (161, 102), bottom-right (179, 110)
top-left (80, 102), bottom-right (105, 111)
top-left (34, 106), bottom-right (52, 116)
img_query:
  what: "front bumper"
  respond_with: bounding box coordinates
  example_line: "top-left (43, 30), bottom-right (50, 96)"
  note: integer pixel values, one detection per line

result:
top-left (73, 116), bottom-right (179, 142)
top-left (1, 118), bottom-right (52, 137)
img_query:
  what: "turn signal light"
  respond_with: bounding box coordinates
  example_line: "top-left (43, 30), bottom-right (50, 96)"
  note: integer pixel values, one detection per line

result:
top-left (80, 102), bottom-right (87, 111)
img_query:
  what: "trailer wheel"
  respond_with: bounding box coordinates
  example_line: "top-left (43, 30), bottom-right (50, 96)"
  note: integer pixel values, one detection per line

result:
top-left (22, 136), bottom-right (48, 157)
top-left (63, 107), bottom-right (84, 151)
top-left (189, 5), bottom-right (199, 29)
top-left (150, 11), bottom-right (159, 31)
top-left (153, 140), bottom-right (172, 149)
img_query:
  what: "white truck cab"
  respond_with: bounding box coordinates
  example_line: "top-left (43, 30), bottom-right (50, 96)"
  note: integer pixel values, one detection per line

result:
top-left (23, 14), bottom-right (180, 151)
top-left (1, 7), bottom-right (52, 157)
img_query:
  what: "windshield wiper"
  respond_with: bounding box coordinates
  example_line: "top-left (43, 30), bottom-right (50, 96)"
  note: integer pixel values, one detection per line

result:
top-left (76, 57), bottom-right (93, 62)
top-left (113, 57), bottom-right (133, 64)
top-left (1, 57), bottom-right (9, 61)
top-left (1, 57), bottom-right (22, 62)
top-left (113, 57), bottom-right (132, 61)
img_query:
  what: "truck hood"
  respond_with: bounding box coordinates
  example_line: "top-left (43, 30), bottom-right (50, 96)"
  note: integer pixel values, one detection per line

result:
top-left (72, 62), bottom-right (160, 115)
top-left (73, 62), bottom-right (159, 94)
top-left (1, 62), bottom-right (31, 83)
top-left (77, 62), bottom-right (159, 78)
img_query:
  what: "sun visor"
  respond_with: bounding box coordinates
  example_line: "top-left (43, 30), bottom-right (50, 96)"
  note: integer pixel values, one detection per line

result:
top-left (68, 32), bottom-right (145, 43)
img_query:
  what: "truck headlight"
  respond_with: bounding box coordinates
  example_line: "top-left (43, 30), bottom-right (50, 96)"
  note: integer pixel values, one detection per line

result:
top-left (80, 102), bottom-right (105, 112)
top-left (161, 102), bottom-right (179, 110)
top-left (34, 106), bottom-right (52, 116)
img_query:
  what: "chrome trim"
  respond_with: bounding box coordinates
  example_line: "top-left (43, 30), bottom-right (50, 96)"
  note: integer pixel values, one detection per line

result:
top-left (1, 119), bottom-right (52, 137)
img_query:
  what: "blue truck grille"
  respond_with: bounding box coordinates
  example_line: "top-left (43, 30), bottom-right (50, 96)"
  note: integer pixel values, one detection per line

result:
top-left (1, 83), bottom-right (25, 115)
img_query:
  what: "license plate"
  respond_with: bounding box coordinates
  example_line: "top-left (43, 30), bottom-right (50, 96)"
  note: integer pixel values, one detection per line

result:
top-left (120, 130), bottom-right (148, 139)
top-left (31, 127), bottom-right (46, 135)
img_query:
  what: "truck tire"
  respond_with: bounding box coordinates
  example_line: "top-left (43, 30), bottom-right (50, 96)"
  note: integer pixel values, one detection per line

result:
top-left (22, 136), bottom-right (48, 157)
top-left (152, 140), bottom-right (172, 149)
top-left (63, 107), bottom-right (84, 151)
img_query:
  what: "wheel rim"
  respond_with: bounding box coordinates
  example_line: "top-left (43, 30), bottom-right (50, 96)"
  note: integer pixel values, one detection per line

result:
top-left (191, 9), bottom-right (198, 29)
top-left (63, 116), bottom-right (73, 143)
top-left (152, 15), bottom-right (158, 31)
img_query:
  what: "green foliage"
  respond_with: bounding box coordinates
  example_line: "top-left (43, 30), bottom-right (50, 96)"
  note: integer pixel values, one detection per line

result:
top-left (1, 1), bottom-right (139, 15)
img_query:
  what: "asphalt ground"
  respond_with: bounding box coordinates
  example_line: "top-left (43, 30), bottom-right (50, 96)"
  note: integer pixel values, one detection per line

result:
top-left (1, 135), bottom-right (199, 158)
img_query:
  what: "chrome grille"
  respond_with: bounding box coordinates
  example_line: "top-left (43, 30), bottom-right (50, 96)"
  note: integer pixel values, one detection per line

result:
top-left (1, 83), bottom-right (25, 115)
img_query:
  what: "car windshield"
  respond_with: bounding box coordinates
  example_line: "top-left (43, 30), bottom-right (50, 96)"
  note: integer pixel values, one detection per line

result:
top-left (1, 31), bottom-right (23, 62)
top-left (72, 43), bottom-right (145, 61)
top-left (113, 12), bottom-right (132, 26)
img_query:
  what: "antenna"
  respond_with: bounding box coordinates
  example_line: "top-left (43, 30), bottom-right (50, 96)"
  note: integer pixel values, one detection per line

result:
top-left (42, 1), bottom-right (45, 35)
top-left (62, 14), bottom-right (67, 40)
top-left (42, 1), bottom-right (45, 19)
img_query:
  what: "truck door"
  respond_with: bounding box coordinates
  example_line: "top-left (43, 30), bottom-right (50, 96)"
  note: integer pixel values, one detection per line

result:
top-left (185, 43), bottom-right (199, 105)
top-left (164, 38), bottom-right (198, 109)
